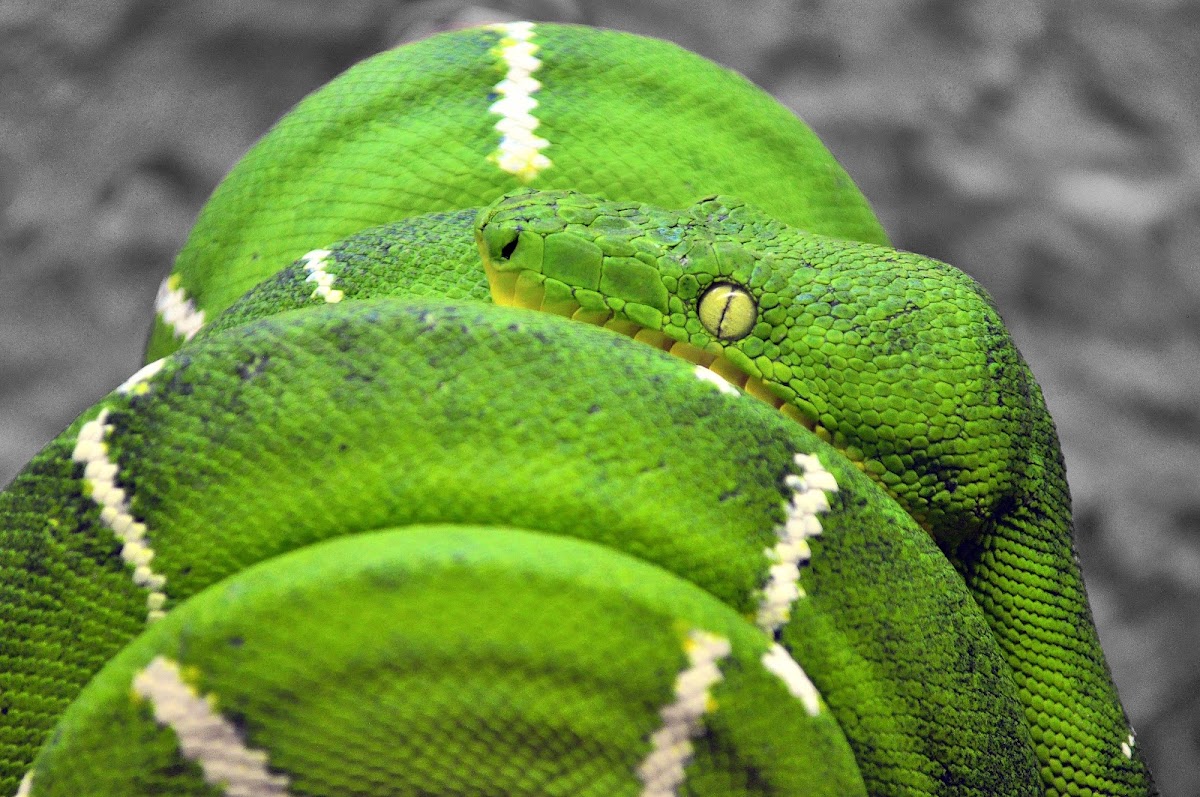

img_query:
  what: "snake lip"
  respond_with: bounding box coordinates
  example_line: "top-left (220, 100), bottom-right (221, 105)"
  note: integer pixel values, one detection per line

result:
top-left (486, 265), bottom-right (819, 433)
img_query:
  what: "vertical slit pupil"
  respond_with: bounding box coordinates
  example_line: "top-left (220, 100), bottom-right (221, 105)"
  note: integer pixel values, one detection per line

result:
top-left (716, 295), bottom-right (735, 339)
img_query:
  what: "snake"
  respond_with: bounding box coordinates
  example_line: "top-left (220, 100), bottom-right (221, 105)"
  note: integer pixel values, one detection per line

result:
top-left (0, 21), bottom-right (1156, 797)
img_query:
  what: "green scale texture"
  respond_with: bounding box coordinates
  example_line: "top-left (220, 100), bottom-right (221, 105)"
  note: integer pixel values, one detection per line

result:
top-left (28, 528), bottom-right (868, 796)
top-left (148, 23), bottom-right (885, 359)
top-left (8, 299), bottom-right (1039, 794)
top-left (2, 20), bottom-right (1155, 797)
top-left (477, 189), bottom-right (1154, 797)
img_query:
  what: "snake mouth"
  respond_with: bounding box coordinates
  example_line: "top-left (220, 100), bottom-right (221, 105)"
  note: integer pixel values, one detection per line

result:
top-left (486, 264), bottom-right (818, 434)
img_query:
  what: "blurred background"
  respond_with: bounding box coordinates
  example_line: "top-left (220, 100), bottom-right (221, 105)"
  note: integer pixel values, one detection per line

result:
top-left (1, 0), bottom-right (1197, 790)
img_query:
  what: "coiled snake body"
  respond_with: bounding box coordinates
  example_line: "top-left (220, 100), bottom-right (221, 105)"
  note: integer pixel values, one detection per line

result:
top-left (0, 22), bottom-right (1155, 797)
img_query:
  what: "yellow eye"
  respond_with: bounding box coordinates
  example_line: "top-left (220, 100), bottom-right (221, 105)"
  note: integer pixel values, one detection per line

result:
top-left (698, 283), bottom-right (756, 341)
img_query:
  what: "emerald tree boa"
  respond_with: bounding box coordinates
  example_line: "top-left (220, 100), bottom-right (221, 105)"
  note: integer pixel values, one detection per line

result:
top-left (0, 22), bottom-right (1155, 797)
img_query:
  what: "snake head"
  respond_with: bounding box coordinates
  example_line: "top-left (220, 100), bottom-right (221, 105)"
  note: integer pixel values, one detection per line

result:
top-left (476, 189), bottom-right (1049, 550)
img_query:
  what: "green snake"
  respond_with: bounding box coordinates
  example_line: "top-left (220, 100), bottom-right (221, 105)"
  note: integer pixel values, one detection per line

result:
top-left (0, 22), bottom-right (1156, 797)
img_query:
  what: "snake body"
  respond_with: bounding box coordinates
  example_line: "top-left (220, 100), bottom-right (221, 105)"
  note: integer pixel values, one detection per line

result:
top-left (0, 22), bottom-right (1155, 797)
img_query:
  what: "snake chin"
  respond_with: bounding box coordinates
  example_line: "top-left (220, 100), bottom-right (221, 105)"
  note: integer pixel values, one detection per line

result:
top-left (487, 265), bottom-right (820, 435)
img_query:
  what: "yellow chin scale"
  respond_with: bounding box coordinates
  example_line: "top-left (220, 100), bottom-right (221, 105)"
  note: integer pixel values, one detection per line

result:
top-left (489, 261), bottom-right (896, 520)
top-left (486, 264), bottom-right (821, 436)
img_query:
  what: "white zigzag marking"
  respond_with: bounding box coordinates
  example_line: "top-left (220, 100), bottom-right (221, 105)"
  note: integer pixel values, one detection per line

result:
top-left (71, 408), bottom-right (167, 622)
top-left (133, 657), bottom-right (291, 797)
top-left (756, 452), bottom-right (838, 635)
top-left (487, 21), bottom-right (551, 181)
top-left (155, 274), bottom-right (205, 341)
top-left (761, 643), bottom-right (822, 716)
top-left (636, 630), bottom-right (731, 797)
top-left (300, 249), bottom-right (343, 303)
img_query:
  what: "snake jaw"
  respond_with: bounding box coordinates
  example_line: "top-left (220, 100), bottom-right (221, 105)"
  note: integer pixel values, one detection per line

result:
top-left (486, 264), bottom-right (820, 434)
top-left (479, 210), bottom-right (825, 436)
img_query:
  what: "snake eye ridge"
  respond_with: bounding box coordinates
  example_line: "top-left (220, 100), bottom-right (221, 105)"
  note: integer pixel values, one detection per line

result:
top-left (698, 283), bottom-right (756, 341)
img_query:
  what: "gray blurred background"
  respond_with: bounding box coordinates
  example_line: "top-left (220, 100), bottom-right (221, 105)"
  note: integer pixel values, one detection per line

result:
top-left (1, 1), bottom-right (1197, 791)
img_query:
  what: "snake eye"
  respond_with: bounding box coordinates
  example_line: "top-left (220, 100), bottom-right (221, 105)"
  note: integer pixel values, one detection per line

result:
top-left (698, 283), bottom-right (756, 341)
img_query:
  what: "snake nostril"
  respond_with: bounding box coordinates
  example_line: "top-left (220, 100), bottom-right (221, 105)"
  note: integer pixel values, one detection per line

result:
top-left (499, 235), bottom-right (518, 260)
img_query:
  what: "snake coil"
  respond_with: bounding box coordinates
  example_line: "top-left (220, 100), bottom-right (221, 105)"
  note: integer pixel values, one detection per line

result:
top-left (1, 22), bottom-right (1154, 797)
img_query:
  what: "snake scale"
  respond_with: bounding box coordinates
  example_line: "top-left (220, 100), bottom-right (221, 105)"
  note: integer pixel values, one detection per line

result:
top-left (0, 22), bottom-right (1156, 797)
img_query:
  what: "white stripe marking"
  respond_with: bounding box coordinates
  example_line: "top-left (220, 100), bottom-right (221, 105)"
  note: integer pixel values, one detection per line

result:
top-left (693, 364), bottom-right (740, 396)
top-left (761, 643), bottom-right (822, 716)
top-left (71, 409), bottom-right (167, 622)
top-left (133, 657), bottom-right (291, 797)
top-left (487, 21), bottom-right (551, 181)
top-left (116, 358), bottom-right (167, 396)
top-left (14, 771), bottom-right (32, 797)
top-left (300, 249), bottom-right (343, 303)
top-left (155, 274), bottom-right (206, 341)
top-left (636, 630), bottom-right (731, 797)
top-left (756, 452), bottom-right (838, 635)
top-left (1121, 731), bottom-right (1135, 759)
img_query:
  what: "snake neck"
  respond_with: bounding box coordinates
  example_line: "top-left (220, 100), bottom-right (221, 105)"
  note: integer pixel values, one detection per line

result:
top-left (950, 414), bottom-right (1157, 796)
